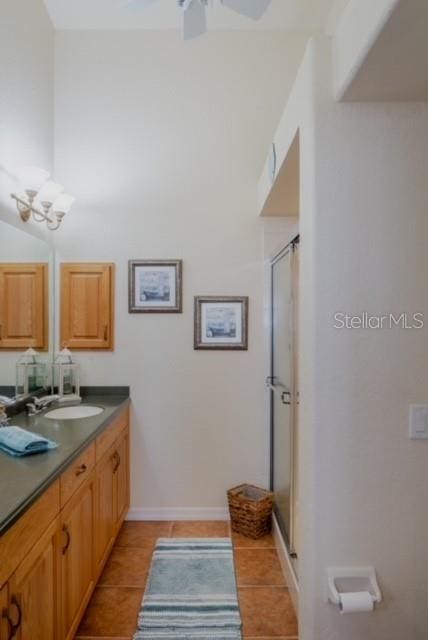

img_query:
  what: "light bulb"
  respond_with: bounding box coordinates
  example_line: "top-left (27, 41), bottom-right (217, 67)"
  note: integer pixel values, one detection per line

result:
top-left (53, 194), bottom-right (75, 215)
top-left (37, 180), bottom-right (64, 206)
top-left (16, 166), bottom-right (50, 195)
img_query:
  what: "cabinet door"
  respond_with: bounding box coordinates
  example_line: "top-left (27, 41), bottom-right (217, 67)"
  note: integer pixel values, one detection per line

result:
top-left (60, 477), bottom-right (95, 640)
top-left (0, 584), bottom-right (9, 640)
top-left (60, 263), bottom-right (114, 350)
top-left (0, 263), bottom-right (48, 350)
top-left (9, 519), bottom-right (58, 640)
top-left (94, 445), bottom-right (116, 574)
top-left (115, 426), bottom-right (130, 528)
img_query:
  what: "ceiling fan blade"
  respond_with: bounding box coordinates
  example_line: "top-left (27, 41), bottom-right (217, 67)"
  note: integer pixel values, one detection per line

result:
top-left (182, 0), bottom-right (207, 40)
top-left (121, 0), bottom-right (158, 13)
top-left (220, 0), bottom-right (271, 20)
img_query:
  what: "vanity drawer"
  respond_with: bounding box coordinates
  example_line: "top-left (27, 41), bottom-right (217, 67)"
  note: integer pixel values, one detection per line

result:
top-left (60, 443), bottom-right (95, 507)
top-left (96, 408), bottom-right (128, 462)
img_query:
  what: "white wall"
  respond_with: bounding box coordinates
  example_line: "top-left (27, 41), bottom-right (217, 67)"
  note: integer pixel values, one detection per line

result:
top-left (332, 0), bottom-right (399, 100)
top-left (53, 30), bottom-right (307, 514)
top-left (0, 0), bottom-right (54, 230)
top-left (296, 37), bottom-right (428, 640)
top-left (0, 0), bottom-right (54, 386)
top-left (333, 0), bottom-right (428, 102)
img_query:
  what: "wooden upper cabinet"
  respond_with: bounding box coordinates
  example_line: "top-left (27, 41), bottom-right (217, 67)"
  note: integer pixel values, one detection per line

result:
top-left (60, 263), bottom-right (115, 350)
top-left (0, 263), bottom-right (48, 350)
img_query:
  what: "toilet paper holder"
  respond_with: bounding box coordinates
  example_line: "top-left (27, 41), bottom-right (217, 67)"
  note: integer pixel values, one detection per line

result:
top-left (327, 567), bottom-right (382, 608)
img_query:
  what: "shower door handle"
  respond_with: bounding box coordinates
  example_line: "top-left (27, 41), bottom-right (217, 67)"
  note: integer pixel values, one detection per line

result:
top-left (266, 378), bottom-right (292, 405)
top-left (281, 391), bottom-right (291, 405)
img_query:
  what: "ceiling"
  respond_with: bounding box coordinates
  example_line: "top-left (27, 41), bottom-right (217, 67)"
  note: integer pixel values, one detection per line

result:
top-left (341, 0), bottom-right (428, 101)
top-left (43, 0), bottom-right (347, 32)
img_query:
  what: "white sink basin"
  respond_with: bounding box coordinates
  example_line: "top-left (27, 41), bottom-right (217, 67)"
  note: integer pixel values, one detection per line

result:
top-left (44, 405), bottom-right (104, 420)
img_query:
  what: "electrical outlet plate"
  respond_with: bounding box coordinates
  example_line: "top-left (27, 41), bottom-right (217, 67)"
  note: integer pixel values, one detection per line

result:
top-left (409, 405), bottom-right (428, 439)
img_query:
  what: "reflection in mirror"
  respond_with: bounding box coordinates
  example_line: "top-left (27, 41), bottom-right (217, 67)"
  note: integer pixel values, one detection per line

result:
top-left (0, 220), bottom-right (54, 400)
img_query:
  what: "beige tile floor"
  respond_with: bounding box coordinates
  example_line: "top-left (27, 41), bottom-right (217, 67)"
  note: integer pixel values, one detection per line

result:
top-left (75, 521), bottom-right (298, 640)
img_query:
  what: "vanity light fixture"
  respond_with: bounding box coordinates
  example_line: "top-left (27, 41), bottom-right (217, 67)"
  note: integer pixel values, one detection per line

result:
top-left (10, 166), bottom-right (75, 231)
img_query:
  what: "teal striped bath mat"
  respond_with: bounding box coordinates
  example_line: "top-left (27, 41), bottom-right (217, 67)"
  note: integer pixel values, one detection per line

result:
top-left (133, 538), bottom-right (242, 640)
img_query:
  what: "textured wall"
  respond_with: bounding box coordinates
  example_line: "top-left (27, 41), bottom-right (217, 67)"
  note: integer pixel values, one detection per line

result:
top-left (53, 30), bottom-right (306, 513)
top-left (298, 37), bottom-right (428, 640)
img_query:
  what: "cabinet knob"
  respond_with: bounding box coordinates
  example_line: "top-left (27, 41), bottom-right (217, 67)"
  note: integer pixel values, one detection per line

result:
top-left (62, 524), bottom-right (71, 555)
top-left (103, 323), bottom-right (108, 341)
top-left (2, 608), bottom-right (13, 640)
top-left (112, 451), bottom-right (120, 473)
top-left (75, 463), bottom-right (87, 477)
top-left (1, 597), bottom-right (20, 640)
top-left (10, 596), bottom-right (22, 636)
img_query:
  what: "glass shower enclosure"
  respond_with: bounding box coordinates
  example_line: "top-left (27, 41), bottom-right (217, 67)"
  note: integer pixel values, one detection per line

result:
top-left (268, 236), bottom-right (299, 559)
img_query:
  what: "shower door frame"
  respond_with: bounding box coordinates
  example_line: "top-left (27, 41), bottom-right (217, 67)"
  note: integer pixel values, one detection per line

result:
top-left (268, 234), bottom-right (299, 557)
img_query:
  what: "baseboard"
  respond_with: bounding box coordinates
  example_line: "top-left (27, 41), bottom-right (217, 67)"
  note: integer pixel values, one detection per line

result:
top-left (126, 507), bottom-right (230, 521)
top-left (272, 515), bottom-right (299, 614)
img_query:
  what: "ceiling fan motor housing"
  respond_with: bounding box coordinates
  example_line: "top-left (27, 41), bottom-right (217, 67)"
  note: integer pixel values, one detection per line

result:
top-left (126, 0), bottom-right (272, 39)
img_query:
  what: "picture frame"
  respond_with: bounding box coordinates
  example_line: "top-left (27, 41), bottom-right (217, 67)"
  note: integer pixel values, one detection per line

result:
top-left (128, 259), bottom-right (183, 313)
top-left (194, 296), bottom-right (249, 350)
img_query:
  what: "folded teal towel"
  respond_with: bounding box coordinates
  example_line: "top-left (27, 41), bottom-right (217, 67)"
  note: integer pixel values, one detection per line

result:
top-left (0, 426), bottom-right (58, 457)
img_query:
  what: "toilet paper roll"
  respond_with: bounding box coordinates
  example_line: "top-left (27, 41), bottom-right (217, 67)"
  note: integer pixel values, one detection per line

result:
top-left (339, 591), bottom-right (374, 614)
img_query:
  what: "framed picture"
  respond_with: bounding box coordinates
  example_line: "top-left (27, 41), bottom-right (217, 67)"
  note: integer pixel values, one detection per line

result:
top-left (194, 296), bottom-right (249, 350)
top-left (128, 259), bottom-right (182, 313)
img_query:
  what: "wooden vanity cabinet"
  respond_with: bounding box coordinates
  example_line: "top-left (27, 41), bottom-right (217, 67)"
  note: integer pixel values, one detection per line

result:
top-left (0, 263), bottom-right (48, 350)
top-left (60, 477), bottom-right (96, 640)
top-left (60, 263), bottom-right (115, 350)
top-left (0, 406), bottom-right (130, 640)
top-left (0, 584), bottom-right (9, 640)
top-left (94, 417), bottom-right (130, 576)
top-left (9, 519), bottom-right (58, 640)
top-left (94, 445), bottom-right (117, 573)
top-left (115, 428), bottom-right (130, 527)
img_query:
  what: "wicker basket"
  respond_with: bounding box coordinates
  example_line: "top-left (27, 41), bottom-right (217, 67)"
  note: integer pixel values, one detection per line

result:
top-left (227, 484), bottom-right (274, 539)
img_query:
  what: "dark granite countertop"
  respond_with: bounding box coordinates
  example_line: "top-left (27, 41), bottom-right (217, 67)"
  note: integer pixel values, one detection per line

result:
top-left (0, 390), bottom-right (130, 536)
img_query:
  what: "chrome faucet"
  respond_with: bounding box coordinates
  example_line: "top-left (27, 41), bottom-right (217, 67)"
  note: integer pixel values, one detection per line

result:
top-left (0, 395), bottom-right (16, 407)
top-left (26, 394), bottom-right (61, 416)
top-left (0, 403), bottom-right (10, 427)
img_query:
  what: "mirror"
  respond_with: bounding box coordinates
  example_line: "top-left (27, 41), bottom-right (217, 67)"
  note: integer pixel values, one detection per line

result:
top-left (0, 220), bottom-right (54, 398)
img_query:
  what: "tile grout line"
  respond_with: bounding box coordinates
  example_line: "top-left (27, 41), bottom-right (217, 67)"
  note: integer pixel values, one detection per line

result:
top-left (95, 583), bottom-right (290, 590)
top-left (238, 584), bottom-right (291, 590)
top-left (114, 545), bottom-right (157, 549)
top-left (95, 584), bottom-right (146, 590)
top-left (97, 584), bottom-right (148, 589)
top-left (233, 546), bottom-right (276, 549)
top-left (114, 544), bottom-right (276, 549)
top-left (112, 544), bottom-right (276, 552)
